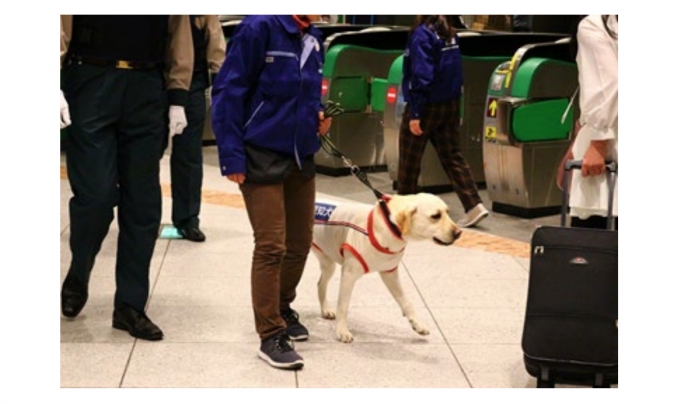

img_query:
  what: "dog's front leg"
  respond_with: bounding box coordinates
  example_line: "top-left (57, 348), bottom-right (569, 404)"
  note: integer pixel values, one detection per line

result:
top-left (335, 264), bottom-right (362, 343)
top-left (379, 270), bottom-right (430, 336)
top-left (314, 249), bottom-right (337, 320)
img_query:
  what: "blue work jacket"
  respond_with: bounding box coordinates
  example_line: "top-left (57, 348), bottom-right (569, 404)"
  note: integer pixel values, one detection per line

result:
top-left (211, 15), bottom-right (325, 176)
top-left (402, 24), bottom-right (463, 119)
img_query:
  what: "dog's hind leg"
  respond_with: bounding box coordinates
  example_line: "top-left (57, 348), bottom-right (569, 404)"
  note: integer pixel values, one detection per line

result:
top-left (335, 263), bottom-right (362, 343)
top-left (314, 249), bottom-right (337, 320)
top-left (379, 270), bottom-right (430, 336)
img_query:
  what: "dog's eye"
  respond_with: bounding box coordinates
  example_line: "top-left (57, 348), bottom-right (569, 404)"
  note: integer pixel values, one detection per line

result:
top-left (431, 213), bottom-right (442, 220)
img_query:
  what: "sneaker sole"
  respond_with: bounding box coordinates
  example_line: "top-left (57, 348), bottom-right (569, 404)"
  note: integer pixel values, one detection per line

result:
top-left (461, 211), bottom-right (489, 228)
top-left (288, 334), bottom-right (309, 341)
top-left (258, 351), bottom-right (304, 370)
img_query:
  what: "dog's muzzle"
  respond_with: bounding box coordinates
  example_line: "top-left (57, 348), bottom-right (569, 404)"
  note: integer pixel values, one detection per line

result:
top-left (433, 229), bottom-right (462, 246)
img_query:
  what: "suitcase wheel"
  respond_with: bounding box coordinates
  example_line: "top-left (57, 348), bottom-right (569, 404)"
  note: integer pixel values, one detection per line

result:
top-left (537, 379), bottom-right (555, 388)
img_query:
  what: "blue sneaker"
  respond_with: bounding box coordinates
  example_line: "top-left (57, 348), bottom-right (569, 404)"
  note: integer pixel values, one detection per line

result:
top-left (281, 308), bottom-right (309, 341)
top-left (258, 332), bottom-right (304, 370)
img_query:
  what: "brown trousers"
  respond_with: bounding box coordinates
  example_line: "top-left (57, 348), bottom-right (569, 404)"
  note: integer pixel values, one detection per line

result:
top-left (397, 99), bottom-right (482, 212)
top-left (239, 168), bottom-right (315, 340)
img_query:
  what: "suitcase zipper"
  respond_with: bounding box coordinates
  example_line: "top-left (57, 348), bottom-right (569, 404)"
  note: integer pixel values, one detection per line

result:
top-left (533, 245), bottom-right (617, 256)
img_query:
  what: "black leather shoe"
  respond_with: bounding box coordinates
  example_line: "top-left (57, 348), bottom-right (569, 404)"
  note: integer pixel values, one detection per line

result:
top-left (112, 305), bottom-right (164, 341)
top-left (178, 226), bottom-right (206, 242)
top-left (61, 274), bottom-right (88, 318)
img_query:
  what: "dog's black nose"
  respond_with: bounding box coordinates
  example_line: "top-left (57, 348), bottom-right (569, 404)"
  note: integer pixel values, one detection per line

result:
top-left (453, 229), bottom-right (462, 241)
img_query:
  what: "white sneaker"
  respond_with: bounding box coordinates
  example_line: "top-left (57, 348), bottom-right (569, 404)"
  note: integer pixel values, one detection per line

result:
top-left (458, 203), bottom-right (489, 228)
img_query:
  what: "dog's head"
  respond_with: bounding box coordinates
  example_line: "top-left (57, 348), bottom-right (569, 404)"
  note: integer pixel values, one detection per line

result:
top-left (387, 193), bottom-right (462, 246)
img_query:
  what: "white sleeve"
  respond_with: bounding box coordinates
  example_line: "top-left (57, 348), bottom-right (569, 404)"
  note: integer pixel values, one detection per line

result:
top-left (576, 16), bottom-right (618, 141)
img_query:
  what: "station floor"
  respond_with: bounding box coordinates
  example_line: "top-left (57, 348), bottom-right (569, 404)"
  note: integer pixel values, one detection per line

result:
top-left (59, 145), bottom-right (616, 390)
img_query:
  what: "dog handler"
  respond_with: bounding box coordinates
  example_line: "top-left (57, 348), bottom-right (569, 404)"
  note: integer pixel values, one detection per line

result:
top-left (60, 15), bottom-right (193, 340)
top-left (211, 15), bottom-right (332, 370)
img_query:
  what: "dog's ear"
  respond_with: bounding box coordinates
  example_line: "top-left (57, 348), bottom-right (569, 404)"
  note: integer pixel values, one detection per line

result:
top-left (394, 205), bottom-right (417, 236)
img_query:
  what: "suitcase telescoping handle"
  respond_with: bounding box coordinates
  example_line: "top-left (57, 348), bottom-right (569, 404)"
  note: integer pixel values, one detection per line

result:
top-left (561, 160), bottom-right (618, 229)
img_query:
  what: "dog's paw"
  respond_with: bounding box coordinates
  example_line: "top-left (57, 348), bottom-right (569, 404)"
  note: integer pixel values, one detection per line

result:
top-left (321, 308), bottom-right (336, 320)
top-left (410, 320), bottom-right (430, 336)
top-left (414, 327), bottom-right (430, 336)
top-left (336, 327), bottom-right (354, 343)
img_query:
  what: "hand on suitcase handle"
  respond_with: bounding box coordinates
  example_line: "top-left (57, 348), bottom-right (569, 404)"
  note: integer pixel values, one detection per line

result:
top-left (565, 160), bottom-right (617, 174)
top-left (561, 159), bottom-right (617, 229)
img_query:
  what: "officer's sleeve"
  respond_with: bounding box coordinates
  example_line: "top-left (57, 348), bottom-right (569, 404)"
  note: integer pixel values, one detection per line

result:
top-left (60, 15), bottom-right (72, 68)
top-left (205, 15), bottom-right (227, 84)
top-left (165, 15), bottom-right (194, 107)
top-left (316, 33), bottom-right (326, 113)
top-left (212, 22), bottom-right (266, 176)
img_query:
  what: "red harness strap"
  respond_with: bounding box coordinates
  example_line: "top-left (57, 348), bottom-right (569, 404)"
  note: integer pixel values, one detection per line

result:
top-left (367, 209), bottom-right (404, 255)
top-left (340, 243), bottom-right (369, 273)
top-left (340, 243), bottom-right (397, 274)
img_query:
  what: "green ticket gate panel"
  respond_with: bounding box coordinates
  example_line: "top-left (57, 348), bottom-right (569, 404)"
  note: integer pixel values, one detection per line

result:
top-left (482, 40), bottom-right (578, 218)
top-left (383, 32), bottom-right (568, 191)
top-left (316, 28), bottom-right (409, 176)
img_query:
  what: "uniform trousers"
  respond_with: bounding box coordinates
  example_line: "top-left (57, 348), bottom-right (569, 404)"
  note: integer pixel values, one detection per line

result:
top-left (63, 63), bottom-right (164, 311)
top-left (167, 69), bottom-right (209, 229)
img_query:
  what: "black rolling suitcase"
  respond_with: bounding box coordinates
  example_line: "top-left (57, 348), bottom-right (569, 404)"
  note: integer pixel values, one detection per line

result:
top-left (521, 160), bottom-right (618, 388)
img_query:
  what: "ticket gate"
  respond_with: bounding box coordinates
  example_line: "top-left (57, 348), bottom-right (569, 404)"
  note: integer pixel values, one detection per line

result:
top-left (384, 32), bottom-right (568, 191)
top-left (315, 27), bottom-right (410, 176)
top-left (483, 39), bottom-right (578, 218)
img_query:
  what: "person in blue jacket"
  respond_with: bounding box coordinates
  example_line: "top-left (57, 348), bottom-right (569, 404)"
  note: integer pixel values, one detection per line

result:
top-left (211, 15), bottom-right (332, 370)
top-left (398, 15), bottom-right (489, 228)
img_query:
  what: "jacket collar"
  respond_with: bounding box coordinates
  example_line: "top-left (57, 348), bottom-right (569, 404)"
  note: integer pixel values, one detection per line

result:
top-left (275, 15), bottom-right (321, 39)
top-left (275, 15), bottom-right (303, 35)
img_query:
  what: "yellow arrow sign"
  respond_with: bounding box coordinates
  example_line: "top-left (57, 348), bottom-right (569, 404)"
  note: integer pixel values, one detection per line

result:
top-left (488, 99), bottom-right (497, 117)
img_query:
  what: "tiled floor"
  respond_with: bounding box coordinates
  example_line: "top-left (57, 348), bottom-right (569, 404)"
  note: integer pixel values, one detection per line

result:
top-left (59, 147), bottom-right (616, 389)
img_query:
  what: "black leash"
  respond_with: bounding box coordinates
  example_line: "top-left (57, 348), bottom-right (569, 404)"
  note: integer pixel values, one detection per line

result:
top-left (320, 101), bottom-right (401, 238)
top-left (320, 100), bottom-right (384, 200)
top-left (319, 135), bottom-right (385, 200)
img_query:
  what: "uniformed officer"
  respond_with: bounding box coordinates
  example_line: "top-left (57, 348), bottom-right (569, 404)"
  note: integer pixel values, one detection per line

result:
top-left (59, 15), bottom-right (193, 341)
top-left (163, 15), bottom-right (226, 242)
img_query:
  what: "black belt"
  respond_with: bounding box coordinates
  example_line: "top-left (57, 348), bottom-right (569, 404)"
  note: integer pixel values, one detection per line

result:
top-left (69, 56), bottom-right (161, 71)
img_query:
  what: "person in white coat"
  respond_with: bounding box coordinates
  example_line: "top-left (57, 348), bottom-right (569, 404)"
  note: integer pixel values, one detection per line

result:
top-left (569, 15), bottom-right (618, 229)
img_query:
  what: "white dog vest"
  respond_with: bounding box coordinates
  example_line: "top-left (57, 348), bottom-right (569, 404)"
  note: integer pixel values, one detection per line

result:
top-left (312, 201), bottom-right (405, 273)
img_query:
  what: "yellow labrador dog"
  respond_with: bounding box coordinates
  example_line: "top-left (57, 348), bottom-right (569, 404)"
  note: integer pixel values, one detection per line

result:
top-left (312, 193), bottom-right (462, 343)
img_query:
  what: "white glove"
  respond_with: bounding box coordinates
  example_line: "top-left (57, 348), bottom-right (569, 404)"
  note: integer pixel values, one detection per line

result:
top-left (168, 105), bottom-right (187, 137)
top-left (60, 90), bottom-right (71, 129)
